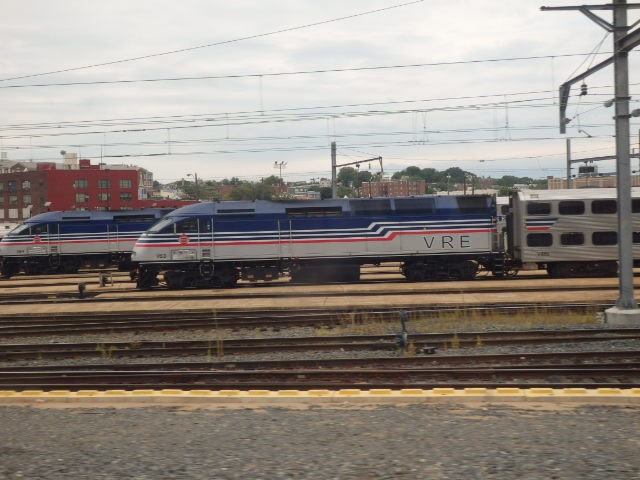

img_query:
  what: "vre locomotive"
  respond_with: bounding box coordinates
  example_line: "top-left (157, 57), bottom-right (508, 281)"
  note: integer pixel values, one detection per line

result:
top-left (0, 208), bottom-right (172, 277)
top-left (132, 195), bottom-right (504, 289)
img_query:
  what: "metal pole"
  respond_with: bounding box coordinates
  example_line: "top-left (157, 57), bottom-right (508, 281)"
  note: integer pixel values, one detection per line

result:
top-left (566, 138), bottom-right (572, 189)
top-left (331, 141), bottom-right (337, 199)
top-left (613, 0), bottom-right (637, 309)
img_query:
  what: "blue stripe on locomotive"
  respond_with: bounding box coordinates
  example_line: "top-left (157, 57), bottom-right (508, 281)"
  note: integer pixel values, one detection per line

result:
top-left (135, 196), bottom-right (496, 246)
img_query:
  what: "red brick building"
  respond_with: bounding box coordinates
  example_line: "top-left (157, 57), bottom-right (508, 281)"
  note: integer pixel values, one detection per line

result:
top-left (357, 179), bottom-right (427, 197)
top-left (0, 155), bottom-right (192, 222)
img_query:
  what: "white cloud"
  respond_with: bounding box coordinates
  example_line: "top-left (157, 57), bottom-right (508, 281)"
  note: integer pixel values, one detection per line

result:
top-left (1, 0), bottom-right (639, 183)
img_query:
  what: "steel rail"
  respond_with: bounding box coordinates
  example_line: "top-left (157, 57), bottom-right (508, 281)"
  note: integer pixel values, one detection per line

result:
top-left (0, 364), bottom-right (638, 390)
top-left (0, 303), bottom-right (611, 337)
top-left (1, 329), bottom-right (639, 361)
top-left (2, 349), bottom-right (639, 372)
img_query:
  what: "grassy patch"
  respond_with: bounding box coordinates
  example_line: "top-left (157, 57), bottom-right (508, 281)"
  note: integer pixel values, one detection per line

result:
top-left (314, 308), bottom-right (601, 336)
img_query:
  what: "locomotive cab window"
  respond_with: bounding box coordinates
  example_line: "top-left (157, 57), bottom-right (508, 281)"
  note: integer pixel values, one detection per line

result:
top-left (591, 200), bottom-right (616, 214)
top-left (526, 233), bottom-right (552, 247)
top-left (560, 232), bottom-right (584, 246)
top-left (30, 224), bottom-right (48, 235)
top-left (527, 202), bottom-right (551, 215)
top-left (147, 217), bottom-right (174, 233)
top-left (592, 231), bottom-right (617, 245)
top-left (558, 201), bottom-right (585, 215)
top-left (199, 219), bottom-right (212, 233)
top-left (8, 224), bottom-right (31, 235)
top-left (175, 218), bottom-right (199, 233)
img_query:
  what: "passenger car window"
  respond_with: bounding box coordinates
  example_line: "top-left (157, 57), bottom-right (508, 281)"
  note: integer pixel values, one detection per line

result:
top-left (591, 200), bottom-right (616, 214)
top-left (527, 233), bottom-right (552, 247)
top-left (592, 231), bottom-right (617, 245)
top-left (560, 232), bottom-right (584, 246)
top-left (527, 202), bottom-right (551, 215)
top-left (558, 201), bottom-right (585, 215)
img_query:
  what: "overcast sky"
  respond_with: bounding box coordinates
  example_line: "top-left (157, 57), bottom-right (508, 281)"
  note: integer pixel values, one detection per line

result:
top-left (2, 0), bottom-right (640, 184)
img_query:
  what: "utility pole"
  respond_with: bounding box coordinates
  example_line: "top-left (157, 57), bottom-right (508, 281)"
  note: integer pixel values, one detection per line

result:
top-left (274, 161), bottom-right (287, 182)
top-left (543, 1), bottom-right (640, 324)
top-left (187, 173), bottom-right (199, 201)
top-left (566, 138), bottom-right (572, 189)
top-left (331, 142), bottom-right (337, 198)
top-left (330, 141), bottom-right (382, 199)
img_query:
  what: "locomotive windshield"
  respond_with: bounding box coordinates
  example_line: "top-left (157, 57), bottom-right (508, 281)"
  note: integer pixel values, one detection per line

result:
top-left (146, 216), bottom-right (202, 234)
top-left (147, 217), bottom-right (175, 233)
top-left (6, 223), bottom-right (31, 236)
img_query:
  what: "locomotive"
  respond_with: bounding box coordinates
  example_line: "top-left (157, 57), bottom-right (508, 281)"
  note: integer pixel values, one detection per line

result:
top-left (0, 208), bottom-right (172, 277)
top-left (132, 195), bottom-right (504, 289)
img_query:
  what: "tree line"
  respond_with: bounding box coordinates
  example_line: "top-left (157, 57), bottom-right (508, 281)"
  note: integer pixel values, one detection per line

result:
top-left (165, 168), bottom-right (543, 201)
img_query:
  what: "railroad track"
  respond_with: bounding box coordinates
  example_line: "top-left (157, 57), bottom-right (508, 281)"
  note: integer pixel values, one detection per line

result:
top-left (0, 304), bottom-right (611, 337)
top-left (1, 362), bottom-right (637, 390)
top-left (1, 328), bottom-right (638, 361)
top-left (3, 349), bottom-right (638, 371)
top-left (0, 281), bottom-right (625, 305)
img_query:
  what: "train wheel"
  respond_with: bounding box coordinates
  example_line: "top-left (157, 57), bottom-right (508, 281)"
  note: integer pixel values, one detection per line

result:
top-left (23, 263), bottom-right (43, 275)
top-left (0, 260), bottom-right (21, 278)
top-left (213, 266), bottom-right (238, 288)
top-left (165, 270), bottom-right (187, 289)
top-left (402, 263), bottom-right (426, 282)
top-left (136, 269), bottom-right (159, 289)
top-left (61, 259), bottom-right (80, 274)
top-left (452, 260), bottom-right (478, 280)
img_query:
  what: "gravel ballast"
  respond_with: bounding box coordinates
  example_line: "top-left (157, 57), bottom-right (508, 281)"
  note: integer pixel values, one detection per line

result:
top-left (1, 310), bottom-right (639, 479)
top-left (1, 403), bottom-right (639, 480)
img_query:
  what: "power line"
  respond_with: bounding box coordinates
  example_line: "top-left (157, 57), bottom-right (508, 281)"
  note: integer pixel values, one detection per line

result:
top-left (0, 52), bottom-right (622, 90)
top-left (0, 0), bottom-right (423, 83)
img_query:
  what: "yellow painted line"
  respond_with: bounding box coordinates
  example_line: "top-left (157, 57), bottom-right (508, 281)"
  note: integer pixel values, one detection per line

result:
top-left (0, 388), bottom-right (637, 405)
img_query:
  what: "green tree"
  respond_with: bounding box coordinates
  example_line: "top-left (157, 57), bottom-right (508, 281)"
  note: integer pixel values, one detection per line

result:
top-left (222, 177), bottom-right (242, 186)
top-left (228, 182), bottom-right (274, 200)
top-left (355, 170), bottom-right (373, 187)
top-left (262, 175), bottom-right (284, 186)
top-left (498, 186), bottom-right (511, 196)
top-left (420, 168), bottom-right (439, 183)
top-left (319, 187), bottom-right (333, 199)
top-left (337, 167), bottom-right (358, 187)
top-left (404, 166), bottom-right (422, 178)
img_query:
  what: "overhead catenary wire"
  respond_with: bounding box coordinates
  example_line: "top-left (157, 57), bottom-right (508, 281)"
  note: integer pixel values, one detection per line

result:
top-left (0, 52), bottom-right (625, 90)
top-left (0, 0), bottom-right (425, 84)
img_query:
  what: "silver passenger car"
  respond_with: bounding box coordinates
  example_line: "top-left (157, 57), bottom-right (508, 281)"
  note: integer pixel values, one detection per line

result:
top-left (508, 188), bottom-right (640, 277)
